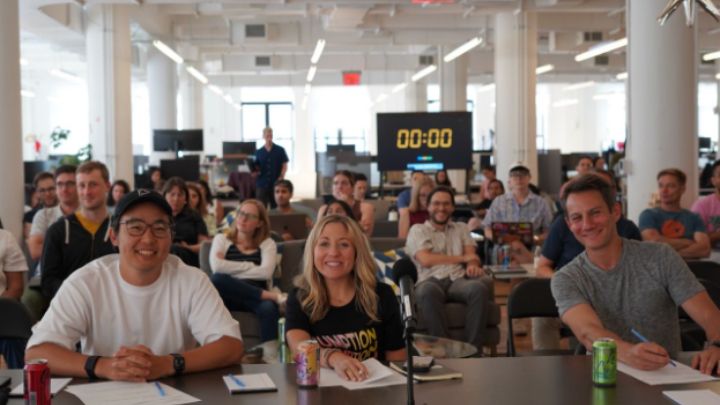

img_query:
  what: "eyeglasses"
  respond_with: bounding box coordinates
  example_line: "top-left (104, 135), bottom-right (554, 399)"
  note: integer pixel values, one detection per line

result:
top-left (37, 186), bottom-right (56, 194)
top-left (120, 219), bottom-right (172, 238)
top-left (56, 181), bottom-right (76, 189)
top-left (237, 211), bottom-right (259, 221)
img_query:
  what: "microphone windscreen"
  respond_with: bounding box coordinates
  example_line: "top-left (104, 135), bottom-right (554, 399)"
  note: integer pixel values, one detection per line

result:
top-left (391, 257), bottom-right (418, 284)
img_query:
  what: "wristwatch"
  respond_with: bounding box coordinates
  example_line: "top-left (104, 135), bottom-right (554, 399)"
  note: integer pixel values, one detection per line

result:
top-left (170, 353), bottom-right (185, 376)
top-left (84, 355), bottom-right (101, 381)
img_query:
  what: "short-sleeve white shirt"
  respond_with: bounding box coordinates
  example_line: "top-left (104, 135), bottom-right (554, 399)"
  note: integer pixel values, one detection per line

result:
top-left (27, 254), bottom-right (242, 356)
top-left (0, 229), bottom-right (28, 295)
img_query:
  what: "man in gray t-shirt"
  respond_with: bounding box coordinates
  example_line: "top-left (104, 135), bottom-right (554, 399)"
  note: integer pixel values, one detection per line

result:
top-left (551, 174), bottom-right (720, 374)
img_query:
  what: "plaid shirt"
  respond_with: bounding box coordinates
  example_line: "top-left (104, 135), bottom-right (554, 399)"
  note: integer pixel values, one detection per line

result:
top-left (481, 192), bottom-right (553, 234)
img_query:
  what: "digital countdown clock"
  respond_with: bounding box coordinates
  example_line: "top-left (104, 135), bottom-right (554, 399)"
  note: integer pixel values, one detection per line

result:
top-left (376, 111), bottom-right (472, 171)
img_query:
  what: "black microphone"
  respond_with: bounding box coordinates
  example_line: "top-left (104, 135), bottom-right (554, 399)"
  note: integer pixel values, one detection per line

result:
top-left (392, 257), bottom-right (418, 331)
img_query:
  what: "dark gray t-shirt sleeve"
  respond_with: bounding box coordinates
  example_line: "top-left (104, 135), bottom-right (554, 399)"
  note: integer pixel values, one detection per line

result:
top-left (551, 264), bottom-right (588, 317)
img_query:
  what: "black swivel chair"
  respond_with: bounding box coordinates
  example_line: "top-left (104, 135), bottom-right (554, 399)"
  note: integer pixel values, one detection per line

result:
top-left (506, 278), bottom-right (575, 357)
top-left (0, 298), bottom-right (34, 368)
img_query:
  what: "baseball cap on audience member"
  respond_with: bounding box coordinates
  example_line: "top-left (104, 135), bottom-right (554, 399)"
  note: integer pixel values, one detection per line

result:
top-left (508, 162), bottom-right (531, 175)
top-left (112, 189), bottom-right (173, 223)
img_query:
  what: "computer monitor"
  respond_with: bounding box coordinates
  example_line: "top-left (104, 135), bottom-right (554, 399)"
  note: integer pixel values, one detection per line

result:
top-left (24, 161), bottom-right (51, 185)
top-left (268, 213), bottom-right (309, 240)
top-left (153, 129), bottom-right (204, 152)
top-left (160, 156), bottom-right (200, 182)
top-left (223, 141), bottom-right (257, 157)
top-left (327, 144), bottom-right (356, 154)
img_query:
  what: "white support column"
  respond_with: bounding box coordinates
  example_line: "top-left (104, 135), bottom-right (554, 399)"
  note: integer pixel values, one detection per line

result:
top-left (404, 74), bottom-right (427, 112)
top-left (147, 48), bottom-right (177, 130)
top-left (86, 4), bottom-right (134, 186)
top-left (494, 10), bottom-right (538, 185)
top-left (626, 0), bottom-right (697, 222)
top-left (0, 0), bottom-right (24, 239)
top-left (179, 68), bottom-right (203, 129)
top-left (438, 47), bottom-right (469, 193)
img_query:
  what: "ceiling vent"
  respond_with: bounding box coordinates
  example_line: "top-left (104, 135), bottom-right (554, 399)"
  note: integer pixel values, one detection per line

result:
top-left (245, 24), bottom-right (267, 39)
top-left (419, 55), bottom-right (434, 65)
top-left (255, 56), bottom-right (272, 67)
top-left (583, 31), bottom-right (603, 42)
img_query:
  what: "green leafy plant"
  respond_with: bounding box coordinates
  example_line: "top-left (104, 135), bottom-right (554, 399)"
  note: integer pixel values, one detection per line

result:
top-left (48, 127), bottom-right (93, 165)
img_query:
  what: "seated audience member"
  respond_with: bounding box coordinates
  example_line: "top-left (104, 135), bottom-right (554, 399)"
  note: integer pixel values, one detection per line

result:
top-left (25, 190), bottom-right (243, 380)
top-left (405, 186), bottom-right (492, 351)
top-left (533, 171), bottom-right (641, 350)
top-left (271, 179), bottom-right (314, 240)
top-left (210, 199), bottom-right (284, 343)
top-left (198, 179), bottom-right (224, 229)
top-left (435, 169), bottom-right (452, 188)
top-left (163, 177), bottom-right (209, 267)
top-left (479, 166), bottom-right (497, 201)
top-left (318, 171), bottom-right (375, 236)
top-left (398, 176), bottom-right (434, 239)
top-left (41, 161), bottom-right (115, 301)
top-left (144, 167), bottom-right (164, 192)
top-left (106, 179), bottom-right (130, 214)
top-left (575, 156), bottom-right (594, 177)
top-left (639, 168), bottom-right (710, 259)
top-left (286, 215), bottom-right (405, 381)
top-left (28, 165), bottom-right (79, 263)
top-left (24, 172), bottom-right (57, 239)
top-left (396, 171), bottom-right (427, 209)
top-left (187, 182), bottom-right (217, 236)
top-left (353, 173), bottom-right (369, 202)
top-left (691, 160), bottom-right (720, 253)
top-left (482, 162), bottom-right (553, 247)
top-left (468, 179), bottom-right (505, 229)
top-left (0, 228), bottom-right (29, 368)
top-left (593, 156), bottom-right (606, 171)
top-left (552, 174), bottom-right (720, 374)
top-left (324, 199), bottom-right (356, 219)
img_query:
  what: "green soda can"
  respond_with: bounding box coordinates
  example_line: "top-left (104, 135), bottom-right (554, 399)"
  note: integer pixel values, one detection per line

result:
top-left (278, 318), bottom-right (290, 363)
top-left (592, 338), bottom-right (617, 387)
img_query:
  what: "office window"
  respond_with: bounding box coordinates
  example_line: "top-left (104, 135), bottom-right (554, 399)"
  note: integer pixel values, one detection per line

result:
top-left (241, 102), bottom-right (294, 169)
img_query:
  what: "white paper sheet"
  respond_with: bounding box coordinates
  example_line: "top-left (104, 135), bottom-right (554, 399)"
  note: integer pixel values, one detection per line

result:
top-left (663, 389), bottom-right (720, 405)
top-left (222, 373), bottom-right (276, 393)
top-left (64, 381), bottom-right (200, 405)
top-left (319, 358), bottom-right (406, 390)
top-left (617, 362), bottom-right (718, 386)
top-left (10, 378), bottom-right (73, 397)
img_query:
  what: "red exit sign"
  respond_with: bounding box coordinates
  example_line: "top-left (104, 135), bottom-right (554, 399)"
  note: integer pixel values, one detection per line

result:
top-left (342, 71), bottom-right (361, 85)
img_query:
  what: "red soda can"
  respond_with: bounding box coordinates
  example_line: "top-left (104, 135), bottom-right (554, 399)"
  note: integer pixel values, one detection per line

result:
top-left (24, 359), bottom-right (51, 405)
top-left (295, 340), bottom-right (320, 388)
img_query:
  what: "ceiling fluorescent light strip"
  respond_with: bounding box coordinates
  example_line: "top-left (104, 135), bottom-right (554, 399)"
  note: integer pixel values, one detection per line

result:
top-left (19, 58), bottom-right (28, 66)
top-left (208, 85), bottom-right (223, 96)
top-left (376, 94), bottom-right (387, 103)
top-left (616, 72), bottom-right (628, 80)
top-left (536, 64), bottom-right (554, 75)
top-left (306, 65), bottom-right (317, 82)
top-left (392, 82), bottom-right (408, 93)
top-left (310, 39), bottom-right (326, 64)
top-left (304, 84), bottom-right (311, 94)
top-left (703, 50), bottom-right (720, 61)
top-left (411, 65), bottom-right (437, 82)
top-left (575, 37), bottom-right (627, 62)
top-left (186, 66), bottom-right (208, 84)
top-left (153, 40), bottom-right (184, 65)
top-left (443, 37), bottom-right (482, 63)
top-left (552, 99), bottom-right (579, 108)
top-left (478, 83), bottom-right (495, 92)
top-left (50, 69), bottom-right (84, 84)
top-left (21, 90), bottom-right (35, 98)
top-left (563, 81), bottom-right (595, 91)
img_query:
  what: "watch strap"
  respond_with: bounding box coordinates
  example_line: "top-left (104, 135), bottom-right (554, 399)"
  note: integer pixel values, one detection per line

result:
top-left (170, 353), bottom-right (185, 376)
top-left (84, 355), bottom-right (101, 381)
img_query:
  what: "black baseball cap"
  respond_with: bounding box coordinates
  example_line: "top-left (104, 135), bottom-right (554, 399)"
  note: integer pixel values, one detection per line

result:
top-left (112, 189), bottom-right (173, 223)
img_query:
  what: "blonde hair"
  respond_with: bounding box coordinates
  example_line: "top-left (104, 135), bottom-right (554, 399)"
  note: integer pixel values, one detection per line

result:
top-left (409, 177), bottom-right (435, 213)
top-left (296, 215), bottom-right (379, 323)
top-left (226, 199), bottom-right (270, 247)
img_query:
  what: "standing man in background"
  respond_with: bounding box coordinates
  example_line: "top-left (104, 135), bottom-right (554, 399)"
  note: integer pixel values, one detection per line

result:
top-left (254, 127), bottom-right (288, 209)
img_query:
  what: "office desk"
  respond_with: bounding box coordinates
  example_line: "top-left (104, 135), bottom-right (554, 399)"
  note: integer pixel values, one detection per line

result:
top-left (4, 357), bottom-right (720, 404)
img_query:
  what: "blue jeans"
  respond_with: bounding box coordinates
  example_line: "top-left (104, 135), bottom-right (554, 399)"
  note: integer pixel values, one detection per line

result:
top-left (0, 338), bottom-right (27, 368)
top-left (210, 273), bottom-right (279, 342)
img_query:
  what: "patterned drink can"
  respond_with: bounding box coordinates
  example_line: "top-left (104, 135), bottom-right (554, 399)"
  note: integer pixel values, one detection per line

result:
top-left (295, 340), bottom-right (320, 388)
top-left (592, 338), bottom-right (617, 387)
top-left (24, 359), bottom-right (51, 405)
top-left (502, 245), bottom-right (511, 268)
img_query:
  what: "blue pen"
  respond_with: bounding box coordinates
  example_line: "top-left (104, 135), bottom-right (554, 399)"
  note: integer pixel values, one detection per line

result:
top-left (630, 328), bottom-right (677, 367)
top-left (154, 381), bottom-right (166, 397)
top-left (228, 374), bottom-right (245, 388)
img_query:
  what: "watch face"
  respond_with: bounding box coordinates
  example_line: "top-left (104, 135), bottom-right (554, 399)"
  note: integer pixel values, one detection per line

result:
top-left (173, 353), bottom-right (185, 373)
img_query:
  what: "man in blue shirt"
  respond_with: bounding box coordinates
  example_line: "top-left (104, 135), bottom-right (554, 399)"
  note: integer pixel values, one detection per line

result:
top-left (638, 168), bottom-right (710, 260)
top-left (254, 127), bottom-right (288, 209)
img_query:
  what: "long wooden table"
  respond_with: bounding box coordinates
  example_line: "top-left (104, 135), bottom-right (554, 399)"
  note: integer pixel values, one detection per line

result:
top-left (4, 356), bottom-right (720, 404)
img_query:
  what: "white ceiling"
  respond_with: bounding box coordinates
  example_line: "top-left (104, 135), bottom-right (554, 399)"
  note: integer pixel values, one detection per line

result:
top-left (16, 0), bottom-right (720, 89)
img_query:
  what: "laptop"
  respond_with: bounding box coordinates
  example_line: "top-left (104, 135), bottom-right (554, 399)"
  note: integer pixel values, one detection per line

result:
top-left (490, 222), bottom-right (534, 249)
top-left (269, 213), bottom-right (309, 240)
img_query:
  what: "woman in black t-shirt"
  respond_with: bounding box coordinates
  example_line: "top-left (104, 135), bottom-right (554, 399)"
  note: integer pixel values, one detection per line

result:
top-left (285, 215), bottom-right (405, 382)
top-left (162, 177), bottom-right (209, 267)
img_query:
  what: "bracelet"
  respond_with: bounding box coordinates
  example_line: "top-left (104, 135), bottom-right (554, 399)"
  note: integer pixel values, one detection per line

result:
top-left (84, 355), bottom-right (101, 381)
top-left (321, 349), bottom-right (341, 369)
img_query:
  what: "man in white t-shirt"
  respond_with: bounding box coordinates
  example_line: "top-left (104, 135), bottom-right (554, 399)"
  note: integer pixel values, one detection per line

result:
top-left (26, 189), bottom-right (243, 381)
top-left (0, 229), bottom-right (28, 300)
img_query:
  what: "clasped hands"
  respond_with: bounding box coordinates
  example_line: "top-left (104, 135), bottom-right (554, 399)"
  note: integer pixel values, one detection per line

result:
top-left (96, 345), bottom-right (173, 382)
top-left (462, 253), bottom-right (484, 278)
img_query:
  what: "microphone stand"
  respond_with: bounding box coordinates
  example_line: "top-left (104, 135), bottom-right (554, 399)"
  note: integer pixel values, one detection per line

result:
top-left (402, 300), bottom-right (416, 405)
